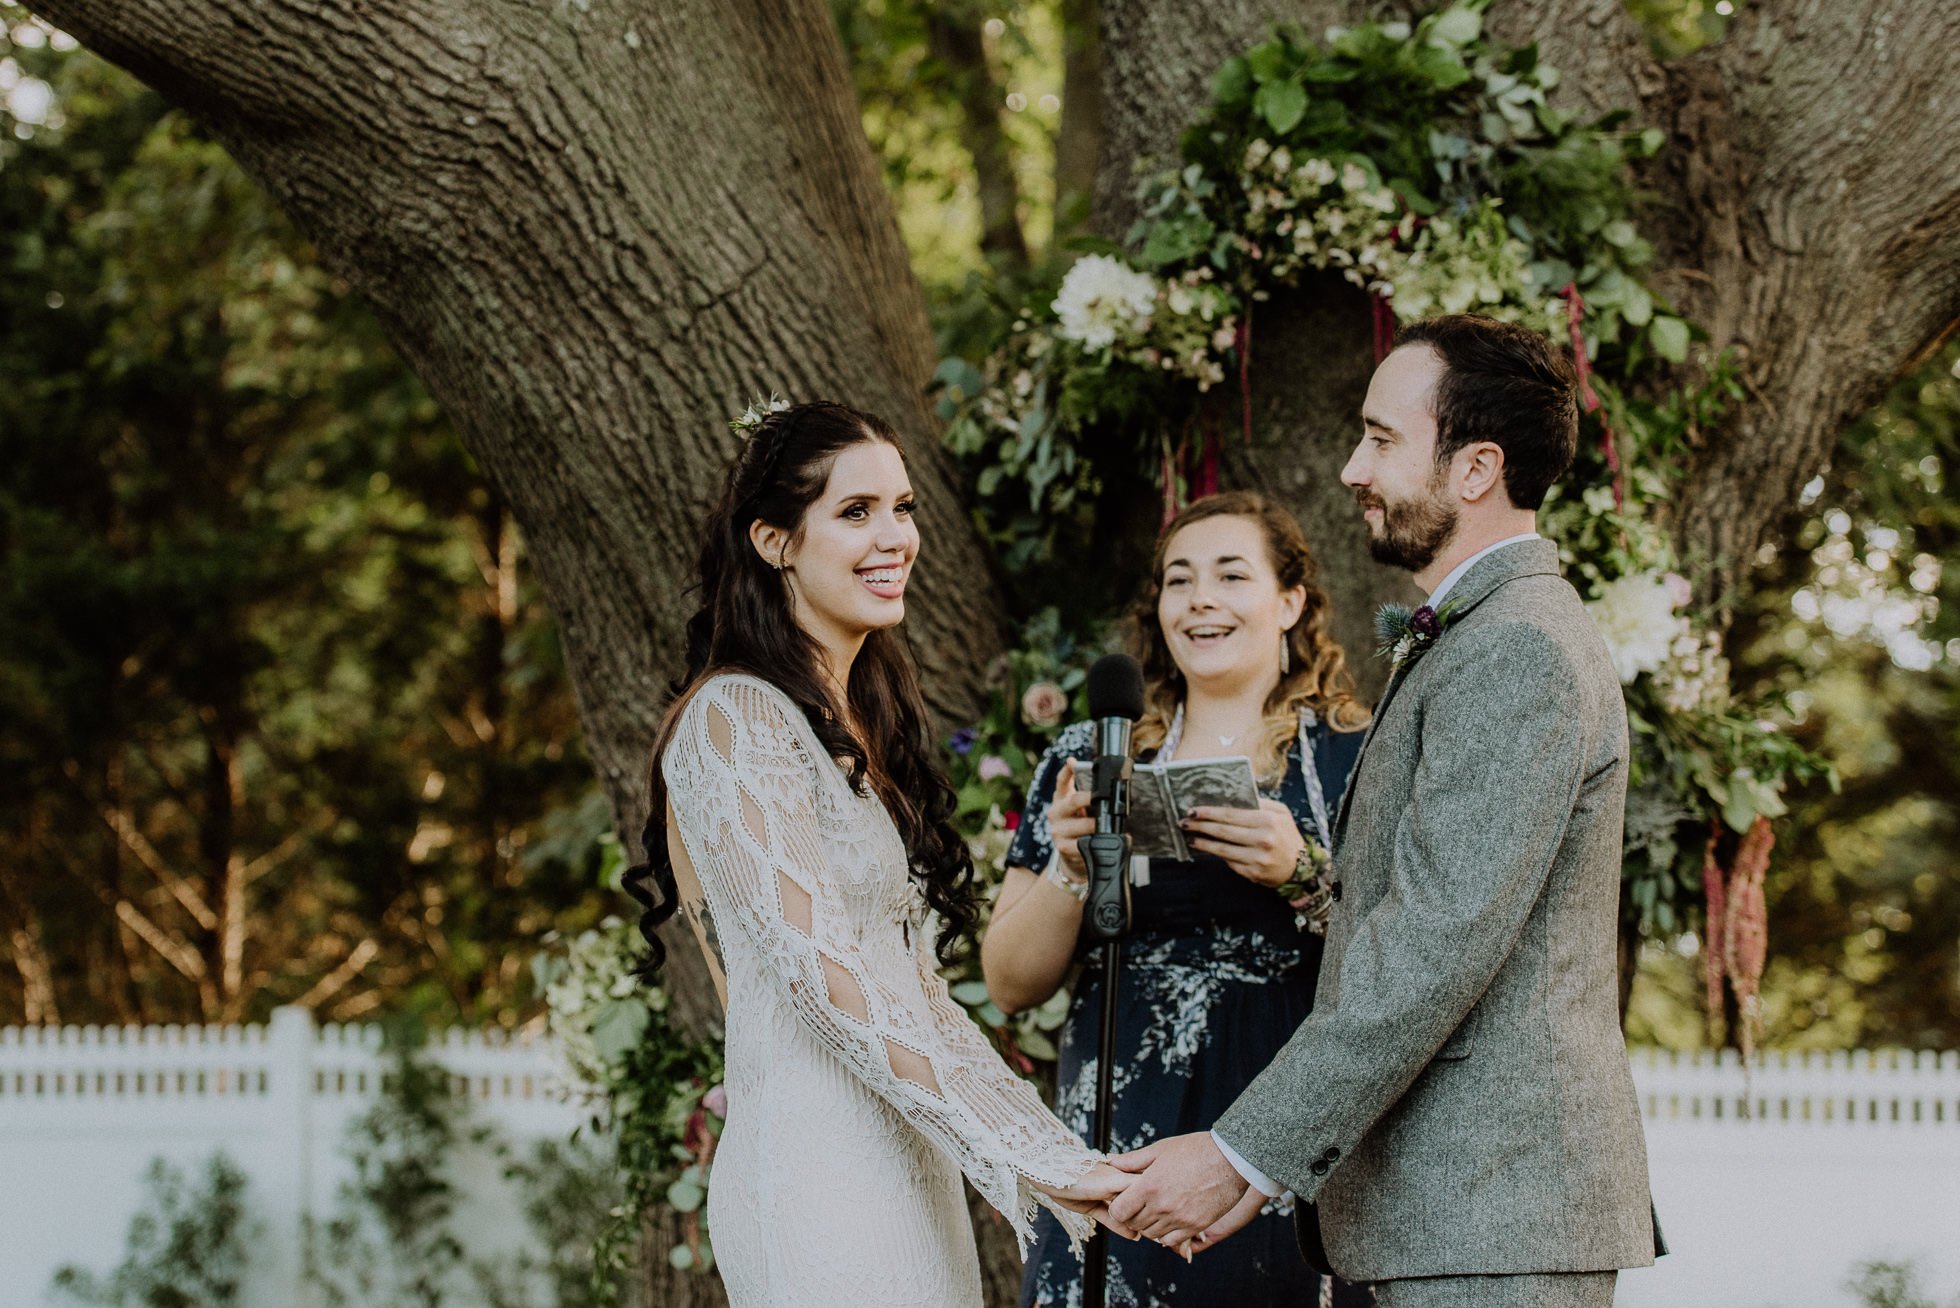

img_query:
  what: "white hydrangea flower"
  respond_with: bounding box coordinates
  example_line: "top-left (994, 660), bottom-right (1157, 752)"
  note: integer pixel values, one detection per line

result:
top-left (1588, 571), bottom-right (1684, 683)
top-left (1052, 254), bottom-right (1160, 351)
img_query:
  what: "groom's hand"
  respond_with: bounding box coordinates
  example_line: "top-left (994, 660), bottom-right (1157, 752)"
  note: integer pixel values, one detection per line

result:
top-left (1106, 1132), bottom-right (1248, 1246)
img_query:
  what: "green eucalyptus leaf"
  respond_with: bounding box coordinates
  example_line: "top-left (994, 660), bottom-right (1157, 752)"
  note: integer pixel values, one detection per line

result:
top-left (1213, 57), bottom-right (1253, 103)
top-left (1426, 4), bottom-right (1484, 50)
top-left (667, 1177), bottom-right (704, 1213)
top-left (1303, 59), bottom-right (1360, 84)
top-left (1141, 217), bottom-right (1212, 267)
top-left (1017, 1030), bottom-right (1058, 1061)
top-left (591, 998), bottom-right (652, 1064)
top-left (1649, 316), bottom-right (1690, 363)
top-left (1245, 41), bottom-right (1292, 84)
top-left (669, 1244), bottom-right (697, 1270)
top-left (1256, 80), bottom-right (1308, 135)
top-left (950, 980), bottom-right (992, 1006)
top-left (1033, 988), bottom-right (1073, 1029)
top-left (1622, 284), bottom-right (1653, 328)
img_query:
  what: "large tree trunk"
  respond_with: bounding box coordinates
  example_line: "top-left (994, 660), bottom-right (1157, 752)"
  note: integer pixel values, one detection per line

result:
top-left (1096, 0), bottom-right (1960, 673)
top-left (27, 0), bottom-right (1013, 1040)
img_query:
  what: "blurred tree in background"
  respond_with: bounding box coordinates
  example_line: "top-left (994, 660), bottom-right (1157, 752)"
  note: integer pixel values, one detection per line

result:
top-left (0, 31), bottom-right (610, 1027)
top-left (1627, 344), bottom-right (1960, 1050)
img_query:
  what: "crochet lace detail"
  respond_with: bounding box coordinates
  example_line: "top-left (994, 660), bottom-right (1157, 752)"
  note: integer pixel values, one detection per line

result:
top-left (665, 674), bottom-right (1098, 1304)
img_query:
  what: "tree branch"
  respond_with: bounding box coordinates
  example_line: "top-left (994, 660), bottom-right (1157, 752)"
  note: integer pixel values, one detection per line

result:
top-left (91, 801), bottom-right (220, 931)
top-left (114, 899), bottom-right (208, 983)
top-left (290, 938), bottom-right (380, 1010)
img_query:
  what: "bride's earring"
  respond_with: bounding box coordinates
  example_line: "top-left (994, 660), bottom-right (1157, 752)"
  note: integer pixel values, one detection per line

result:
top-left (1279, 632), bottom-right (1291, 675)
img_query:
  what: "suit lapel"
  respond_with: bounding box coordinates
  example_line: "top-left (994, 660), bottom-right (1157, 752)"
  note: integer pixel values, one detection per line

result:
top-left (1332, 539), bottom-right (1563, 849)
top-left (1333, 662), bottom-right (1406, 844)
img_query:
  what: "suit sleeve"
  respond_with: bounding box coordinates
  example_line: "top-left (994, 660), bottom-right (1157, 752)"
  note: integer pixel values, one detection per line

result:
top-left (1212, 620), bottom-right (1594, 1199)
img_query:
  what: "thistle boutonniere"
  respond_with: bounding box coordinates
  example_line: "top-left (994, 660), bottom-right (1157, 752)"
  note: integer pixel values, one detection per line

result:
top-left (1375, 597), bottom-right (1464, 672)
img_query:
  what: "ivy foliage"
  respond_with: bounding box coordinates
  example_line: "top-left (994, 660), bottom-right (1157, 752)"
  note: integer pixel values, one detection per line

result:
top-left (51, 1155), bottom-right (251, 1308)
top-left (532, 913), bottom-right (724, 1298)
top-left (304, 1022), bottom-right (618, 1308)
top-left (937, 0), bottom-right (1686, 552)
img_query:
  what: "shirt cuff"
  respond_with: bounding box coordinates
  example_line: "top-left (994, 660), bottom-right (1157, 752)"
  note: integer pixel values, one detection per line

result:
top-left (1211, 1130), bottom-right (1282, 1198)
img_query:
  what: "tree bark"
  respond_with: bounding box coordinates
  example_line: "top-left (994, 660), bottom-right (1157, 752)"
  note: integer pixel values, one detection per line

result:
top-left (26, 0), bottom-right (1012, 1038)
top-left (1096, 0), bottom-right (1960, 671)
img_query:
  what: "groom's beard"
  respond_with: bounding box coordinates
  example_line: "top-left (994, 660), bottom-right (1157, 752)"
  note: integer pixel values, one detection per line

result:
top-left (1356, 471), bottom-right (1458, 573)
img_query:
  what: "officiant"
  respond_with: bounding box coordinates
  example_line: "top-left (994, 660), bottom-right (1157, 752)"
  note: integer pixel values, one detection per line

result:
top-left (982, 492), bottom-right (1373, 1308)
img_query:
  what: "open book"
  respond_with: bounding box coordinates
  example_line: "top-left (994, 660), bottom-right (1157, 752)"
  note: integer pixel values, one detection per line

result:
top-left (1123, 755), bottom-right (1263, 862)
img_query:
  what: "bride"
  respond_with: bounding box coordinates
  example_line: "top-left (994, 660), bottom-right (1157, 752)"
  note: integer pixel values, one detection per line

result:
top-left (624, 400), bottom-right (1133, 1306)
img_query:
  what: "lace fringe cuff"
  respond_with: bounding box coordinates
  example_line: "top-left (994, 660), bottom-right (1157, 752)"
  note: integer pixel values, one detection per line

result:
top-left (1027, 1182), bottom-right (1097, 1257)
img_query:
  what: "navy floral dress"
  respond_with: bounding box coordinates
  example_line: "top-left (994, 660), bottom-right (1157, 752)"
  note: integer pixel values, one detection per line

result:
top-left (1006, 717), bottom-right (1372, 1308)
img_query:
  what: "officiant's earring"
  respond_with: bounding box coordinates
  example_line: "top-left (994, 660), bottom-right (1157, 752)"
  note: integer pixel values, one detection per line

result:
top-left (1279, 632), bottom-right (1291, 674)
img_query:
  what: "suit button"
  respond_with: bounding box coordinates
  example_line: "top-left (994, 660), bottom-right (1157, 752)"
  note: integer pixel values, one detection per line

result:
top-left (1331, 881), bottom-right (1343, 901)
top-left (1310, 1159), bottom-right (1330, 1176)
top-left (1322, 1147), bottom-right (1340, 1162)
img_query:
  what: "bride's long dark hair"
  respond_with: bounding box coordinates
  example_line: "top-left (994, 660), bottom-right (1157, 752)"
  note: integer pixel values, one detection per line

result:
top-left (622, 401), bottom-right (981, 972)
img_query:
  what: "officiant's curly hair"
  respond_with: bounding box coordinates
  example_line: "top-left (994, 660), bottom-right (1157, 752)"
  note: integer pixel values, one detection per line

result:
top-left (622, 401), bottom-right (981, 973)
top-left (1132, 492), bottom-right (1371, 782)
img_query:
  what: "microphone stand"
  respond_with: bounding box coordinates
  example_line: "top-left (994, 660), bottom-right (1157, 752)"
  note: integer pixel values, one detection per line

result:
top-left (1078, 740), bottom-right (1133, 1308)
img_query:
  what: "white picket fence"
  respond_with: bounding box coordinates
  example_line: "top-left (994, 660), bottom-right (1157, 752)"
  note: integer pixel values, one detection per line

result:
top-left (0, 1007), bottom-right (584, 1308)
top-left (4, 1022), bottom-right (1958, 1308)
top-left (1617, 1047), bottom-right (1960, 1308)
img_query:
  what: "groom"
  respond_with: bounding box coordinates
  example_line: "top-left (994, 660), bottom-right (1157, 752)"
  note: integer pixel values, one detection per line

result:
top-left (1106, 315), bottom-right (1659, 1305)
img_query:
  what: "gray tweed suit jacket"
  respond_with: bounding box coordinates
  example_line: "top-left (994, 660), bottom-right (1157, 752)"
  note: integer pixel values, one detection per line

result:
top-left (1213, 537), bottom-right (1657, 1281)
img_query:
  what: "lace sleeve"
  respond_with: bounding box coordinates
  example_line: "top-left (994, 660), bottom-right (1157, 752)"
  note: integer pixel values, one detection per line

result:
top-left (665, 677), bottom-right (1100, 1254)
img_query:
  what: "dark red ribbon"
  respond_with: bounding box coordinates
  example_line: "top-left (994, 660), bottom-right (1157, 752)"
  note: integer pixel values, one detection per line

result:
top-left (1236, 307), bottom-right (1254, 446)
top-left (1563, 283), bottom-right (1623, 510)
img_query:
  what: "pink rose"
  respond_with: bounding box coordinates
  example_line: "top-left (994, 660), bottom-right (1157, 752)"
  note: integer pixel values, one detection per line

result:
top-left (1020, 681), bottom-right (1068, 729)
top-left (703, 1084), bottom-right (727, 1119)
top-left (1662, 572), bottom-right (1693, 608)
top-left (977, 755), bottom-right (1013, 782)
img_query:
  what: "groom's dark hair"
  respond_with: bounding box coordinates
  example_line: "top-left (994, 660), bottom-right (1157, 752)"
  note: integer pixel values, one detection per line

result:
top-left (1394, 315), bottom-right (1578, 511)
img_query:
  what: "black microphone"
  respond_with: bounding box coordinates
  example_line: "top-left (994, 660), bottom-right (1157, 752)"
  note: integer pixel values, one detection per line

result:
top-left (1079, 654), bottom-right (1144, 943)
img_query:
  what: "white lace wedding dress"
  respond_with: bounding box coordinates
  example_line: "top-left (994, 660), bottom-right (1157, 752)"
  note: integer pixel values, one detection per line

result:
top-left (663, 673), bottom-right (1100, 1308)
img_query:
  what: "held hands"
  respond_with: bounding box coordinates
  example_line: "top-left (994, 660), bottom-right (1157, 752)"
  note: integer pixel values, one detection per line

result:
top-left (1032, 1161), bottom-right (1142, 1240)
top-left (1104, 1132), bottom-right (1261, 1254)
top-left (1181, 799), bottom-right (1305, 888)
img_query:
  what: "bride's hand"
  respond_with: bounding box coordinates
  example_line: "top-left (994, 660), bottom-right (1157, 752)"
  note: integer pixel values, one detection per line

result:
top-left (1033, 1162), bottom-right (1140, 1239)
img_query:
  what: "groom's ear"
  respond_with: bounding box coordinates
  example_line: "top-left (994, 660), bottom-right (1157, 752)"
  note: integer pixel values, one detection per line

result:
top-left (1455, 441), bottom-right (1509, 506)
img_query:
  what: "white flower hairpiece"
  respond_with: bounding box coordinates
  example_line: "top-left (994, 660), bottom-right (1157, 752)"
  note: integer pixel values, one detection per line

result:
top-left (731, 393), bottom-right (792, 436)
